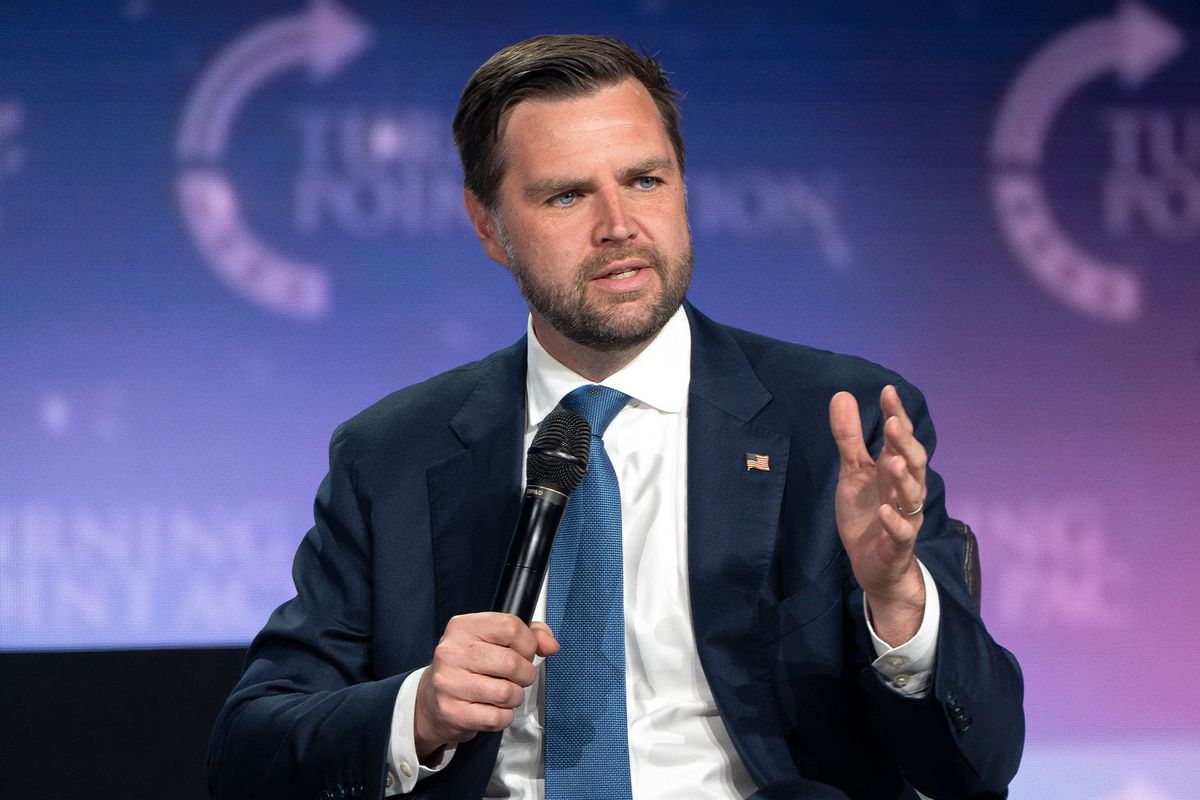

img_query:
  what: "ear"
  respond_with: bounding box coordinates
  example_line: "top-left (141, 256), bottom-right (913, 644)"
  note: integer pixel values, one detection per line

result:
top-left (463, 188), bottom-right (510, 267)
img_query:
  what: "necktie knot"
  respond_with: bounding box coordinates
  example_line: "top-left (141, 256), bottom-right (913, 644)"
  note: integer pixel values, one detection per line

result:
top-left (561, 384), bottom-right (629, 438)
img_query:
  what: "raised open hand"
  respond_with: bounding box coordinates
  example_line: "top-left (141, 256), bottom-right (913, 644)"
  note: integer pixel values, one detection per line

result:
top-left (828, 385), bottom-right (927, 645)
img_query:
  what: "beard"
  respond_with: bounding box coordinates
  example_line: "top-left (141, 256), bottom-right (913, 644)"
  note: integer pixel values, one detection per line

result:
top-left (499, 232), bottom-right (694, 352)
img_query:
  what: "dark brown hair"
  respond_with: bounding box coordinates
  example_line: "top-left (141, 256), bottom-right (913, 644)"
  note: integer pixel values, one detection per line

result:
top-left (453, 34), bottom-right (684, 211)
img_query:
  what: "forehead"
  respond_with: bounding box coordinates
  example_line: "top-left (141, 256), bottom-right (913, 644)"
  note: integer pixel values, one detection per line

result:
top-left (497, 79), bottom-right (675, 180)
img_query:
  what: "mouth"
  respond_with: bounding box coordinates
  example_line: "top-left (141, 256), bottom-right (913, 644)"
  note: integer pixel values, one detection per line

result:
top-left (593, 258), bottom-right (651, 282)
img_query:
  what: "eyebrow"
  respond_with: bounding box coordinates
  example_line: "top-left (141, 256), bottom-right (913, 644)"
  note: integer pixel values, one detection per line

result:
top-left (523, 175), bottom-right (590, 202)
top-left (522, 156), bottom-right (676, 201)
top-left (618, 156), bottom-right (674, 184)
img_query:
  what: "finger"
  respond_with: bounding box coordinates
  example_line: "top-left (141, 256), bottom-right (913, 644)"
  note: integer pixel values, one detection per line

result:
top-left (463, 702), bottom-right (515, 733)
top-left (880, 385), bottom-right (914, 436)
top-left (433, 636), bottom-right (536, 688)
top-left (464, 640), bottom-right (538, 685)
top-left (456, 673), bottom-right (527, 709)
top-left (877, 503), bottom-right (921, 550)
top-left (829, 391), bottom-right (871, 468)
top-left (882, 454), bottom-right (925, 513)
top-left (440, 698), bottom-right (515, 735)
top-left (530, 621), bottom-right (560, 657)
top-left (447, 612), bottom-right (539, 660)
top-left (882, 415), bottom-right (928, 480)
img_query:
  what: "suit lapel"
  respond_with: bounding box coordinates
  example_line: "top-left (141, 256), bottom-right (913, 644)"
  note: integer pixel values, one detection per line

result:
top-left (685, 306), bottom-right (799, 789)
top-left (427, 339), bottom-right (527, 632)
top-left (420, 340), bottom-right (526, 797)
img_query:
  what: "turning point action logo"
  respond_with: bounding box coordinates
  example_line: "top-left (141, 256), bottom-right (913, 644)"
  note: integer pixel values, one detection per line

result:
top-left (175, 2), bottom-right (851, 320)
top-left (175, 0), bottom-right (371, 320)
top-left (990, 1), bottom-right (1188, 324)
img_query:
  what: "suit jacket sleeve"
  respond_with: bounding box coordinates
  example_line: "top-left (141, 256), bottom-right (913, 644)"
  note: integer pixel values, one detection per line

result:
top-left (207, 423), bottom-right (405, 800)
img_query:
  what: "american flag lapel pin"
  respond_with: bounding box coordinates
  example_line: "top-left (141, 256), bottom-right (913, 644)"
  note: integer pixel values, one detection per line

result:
top-left (745, 452), bottom-right (770, 472)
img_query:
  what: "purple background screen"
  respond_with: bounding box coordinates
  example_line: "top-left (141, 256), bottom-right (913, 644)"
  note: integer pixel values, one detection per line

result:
top-left (2, 2), bottom-right (1198, 795)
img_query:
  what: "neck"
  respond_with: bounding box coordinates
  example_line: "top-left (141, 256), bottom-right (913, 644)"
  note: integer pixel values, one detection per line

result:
top-left (531, 315), bottom-right (656, 383)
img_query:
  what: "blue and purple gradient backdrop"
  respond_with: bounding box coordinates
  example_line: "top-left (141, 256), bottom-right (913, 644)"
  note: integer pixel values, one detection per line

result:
top-left (2, 2), bottom-right (1198, 795)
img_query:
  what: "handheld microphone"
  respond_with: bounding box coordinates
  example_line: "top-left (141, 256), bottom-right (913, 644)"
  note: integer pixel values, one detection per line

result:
top-left (491, 405), bottom-right (591, 622)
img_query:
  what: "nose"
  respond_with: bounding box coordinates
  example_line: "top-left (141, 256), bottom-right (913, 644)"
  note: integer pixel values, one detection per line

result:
top-left (593, 187), bottom-right (638, 244)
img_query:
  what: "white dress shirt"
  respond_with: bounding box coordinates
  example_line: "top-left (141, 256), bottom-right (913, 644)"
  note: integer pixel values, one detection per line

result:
top-left (384, 307), bottom-right (940, 797)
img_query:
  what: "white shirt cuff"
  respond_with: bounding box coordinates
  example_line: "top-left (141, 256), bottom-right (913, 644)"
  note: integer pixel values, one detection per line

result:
top-left (864, 559), bottom-right (940, 698)
top-left (385, 667), bottom-right (457, 795)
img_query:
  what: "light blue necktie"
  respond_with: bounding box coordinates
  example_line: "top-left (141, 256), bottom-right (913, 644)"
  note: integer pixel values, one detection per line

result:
top-left (545, 384), bottom-right (633, 800)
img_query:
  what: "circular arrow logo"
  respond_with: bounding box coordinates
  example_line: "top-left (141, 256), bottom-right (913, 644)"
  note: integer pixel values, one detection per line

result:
top-left (989, 2), bottom-right (1185, 324)
top-left (175, 1), bottom-right (372, 319)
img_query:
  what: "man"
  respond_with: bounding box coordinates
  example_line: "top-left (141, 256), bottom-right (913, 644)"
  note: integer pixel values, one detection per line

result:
top-left (209, 35), bottom-right (1023, 800)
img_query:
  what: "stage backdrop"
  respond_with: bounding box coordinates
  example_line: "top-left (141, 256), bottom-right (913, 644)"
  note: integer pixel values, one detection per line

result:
top-left (2, 2), bottom-right (1198, 796)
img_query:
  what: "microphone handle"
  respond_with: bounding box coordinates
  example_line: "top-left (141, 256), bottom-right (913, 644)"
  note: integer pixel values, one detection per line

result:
top-left (491, 485), bottom-right (569, 622)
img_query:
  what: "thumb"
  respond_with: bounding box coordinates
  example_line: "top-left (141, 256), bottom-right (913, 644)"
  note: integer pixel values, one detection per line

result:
top-left (530, 621), bottom-right (560, 657)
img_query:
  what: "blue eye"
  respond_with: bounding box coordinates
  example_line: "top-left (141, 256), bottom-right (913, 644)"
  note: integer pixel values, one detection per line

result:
top-left (635, 176), bottom-right (660, 190)
top-left (552, 192), bottom-right (577, 207)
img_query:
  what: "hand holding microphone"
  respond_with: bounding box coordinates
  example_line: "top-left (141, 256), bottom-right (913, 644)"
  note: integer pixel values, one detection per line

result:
top-left (413, 405), bottom-right (590, 760)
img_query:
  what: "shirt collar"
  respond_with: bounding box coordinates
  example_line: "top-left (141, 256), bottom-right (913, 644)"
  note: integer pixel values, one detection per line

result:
top-left (526, 305), bottom-right (691, 429)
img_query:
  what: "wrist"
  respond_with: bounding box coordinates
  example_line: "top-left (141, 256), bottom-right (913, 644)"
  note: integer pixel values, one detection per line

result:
top-left (413, 672), bottom-right (450, 762)
top-left (414, 716), bottom-right (449, 763)
top-left (865, 565), bottom-right (925, 646)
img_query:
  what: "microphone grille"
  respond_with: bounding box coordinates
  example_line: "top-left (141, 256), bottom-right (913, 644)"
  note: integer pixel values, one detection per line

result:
top-left (526, 406), bottom-right (590, 495)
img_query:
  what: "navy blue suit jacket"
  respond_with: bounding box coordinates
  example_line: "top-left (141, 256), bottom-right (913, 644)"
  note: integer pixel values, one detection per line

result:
top-left (209, 305), bottom-right (1024, 799)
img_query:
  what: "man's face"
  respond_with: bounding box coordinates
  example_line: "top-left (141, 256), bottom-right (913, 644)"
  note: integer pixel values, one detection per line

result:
top-left (473, 79), bottom-right (692, 352)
